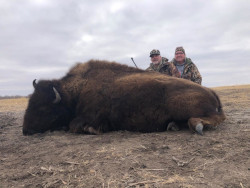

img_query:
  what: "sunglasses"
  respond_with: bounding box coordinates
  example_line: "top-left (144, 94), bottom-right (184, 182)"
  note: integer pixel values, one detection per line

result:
top-left (150, 54), bottom-right (160, 58)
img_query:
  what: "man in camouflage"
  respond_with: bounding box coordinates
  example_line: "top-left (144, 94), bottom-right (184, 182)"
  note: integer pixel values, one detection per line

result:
top-left (146, 49), bottom-right (179, 77)
top-left (170, 46), bottom-right (202, 85)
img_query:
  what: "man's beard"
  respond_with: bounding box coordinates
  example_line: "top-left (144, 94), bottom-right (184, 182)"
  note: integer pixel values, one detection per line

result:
top-left (152, 60), bottom-right (160, 65)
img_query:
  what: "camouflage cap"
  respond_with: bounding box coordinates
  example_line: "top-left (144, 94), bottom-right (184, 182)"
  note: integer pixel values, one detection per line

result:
top-left (150, 49), bottom-right (160, 57)
top-left (175, 46), bottom-right (185, 54)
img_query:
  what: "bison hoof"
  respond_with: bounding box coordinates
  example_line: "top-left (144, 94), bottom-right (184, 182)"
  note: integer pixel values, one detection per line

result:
top-left (167, 122), bottom-right (180, 131)
top-left (84, 126), bottom-right (101, 135)
top-left (195, 123), bottom-right (204, 135)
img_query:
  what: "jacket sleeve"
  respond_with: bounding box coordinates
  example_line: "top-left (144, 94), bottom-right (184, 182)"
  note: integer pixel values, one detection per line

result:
top-left (169, 62), bottom-right (180, 77)
top-left (191, 64), bottom-right (202, 85)
top-left (160, 62), bottom-right (180, 77)
top-left (146, 66), bottom-right (154, 71)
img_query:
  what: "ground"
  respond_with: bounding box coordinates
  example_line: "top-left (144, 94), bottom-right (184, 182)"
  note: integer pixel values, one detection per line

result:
top-left (0, 85), bottom-right (249, 188)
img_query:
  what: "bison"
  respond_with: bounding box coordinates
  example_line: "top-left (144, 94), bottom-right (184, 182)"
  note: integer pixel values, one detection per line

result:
top-left (23, 60), bottom-right (226, 135)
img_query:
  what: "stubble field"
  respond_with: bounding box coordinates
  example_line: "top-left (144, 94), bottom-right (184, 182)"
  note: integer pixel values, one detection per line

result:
top-left (0, 85), bottom-right (249, 187)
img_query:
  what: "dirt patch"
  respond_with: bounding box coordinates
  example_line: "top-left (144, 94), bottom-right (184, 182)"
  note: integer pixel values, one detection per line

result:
top-left (0, 85), bottom-right (250, 187)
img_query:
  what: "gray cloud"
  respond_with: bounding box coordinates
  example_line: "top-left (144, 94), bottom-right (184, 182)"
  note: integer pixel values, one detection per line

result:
top-left (1, 0), bottom-right (250, 96)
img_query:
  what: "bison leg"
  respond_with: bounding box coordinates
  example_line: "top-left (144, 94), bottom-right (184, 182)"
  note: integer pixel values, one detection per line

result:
top-left (69, 117), bottom-right (101, 134)
top-left (188, 112), bottom-right (226, 135)
top-left (188, 118), bottom-right (204, 135)
top-left (188, 116), bottom-right (221, 135)
top-left (167, 121), bottom-right (180, 131)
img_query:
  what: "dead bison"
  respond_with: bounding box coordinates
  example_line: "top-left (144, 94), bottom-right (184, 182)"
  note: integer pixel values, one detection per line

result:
top-left (23, 60), bottom-right (226, 135)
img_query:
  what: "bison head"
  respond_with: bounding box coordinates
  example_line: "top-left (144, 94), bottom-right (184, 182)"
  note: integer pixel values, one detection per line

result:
top-left (23, 80), bottom-right (72, 135)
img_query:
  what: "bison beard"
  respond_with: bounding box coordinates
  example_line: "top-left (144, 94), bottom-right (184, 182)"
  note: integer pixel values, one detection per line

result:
top-left (22, 60), bottom-right (226, 136)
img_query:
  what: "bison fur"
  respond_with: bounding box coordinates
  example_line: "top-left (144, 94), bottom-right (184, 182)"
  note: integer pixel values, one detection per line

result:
top-left (23, 60), bottom-right (226, 135)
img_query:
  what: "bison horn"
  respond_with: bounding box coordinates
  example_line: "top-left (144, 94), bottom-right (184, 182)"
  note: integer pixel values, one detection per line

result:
top-left (53, 87), bottom-right (61, 104)
top-left (33, 79), bottom-right (37, 89)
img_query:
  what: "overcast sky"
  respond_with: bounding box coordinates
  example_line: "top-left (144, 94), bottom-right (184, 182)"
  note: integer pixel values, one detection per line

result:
top-left (1, 0), bottom-right (250, 96)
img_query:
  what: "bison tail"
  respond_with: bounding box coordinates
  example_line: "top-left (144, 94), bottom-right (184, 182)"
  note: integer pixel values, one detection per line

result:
top-left (208, 89), bottom-right (226, 124)
top-left (211, 90), bottom-right (224, 112)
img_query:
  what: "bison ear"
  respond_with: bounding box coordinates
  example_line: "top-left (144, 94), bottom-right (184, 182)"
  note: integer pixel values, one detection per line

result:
top-left (33, 79), bottom-right (37, 89)
top-left (53, 87), bottom-right (61, 104)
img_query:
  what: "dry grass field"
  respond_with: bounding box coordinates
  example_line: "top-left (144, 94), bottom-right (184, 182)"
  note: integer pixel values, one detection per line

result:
top-left (0, 85), bottom-right (249, 187)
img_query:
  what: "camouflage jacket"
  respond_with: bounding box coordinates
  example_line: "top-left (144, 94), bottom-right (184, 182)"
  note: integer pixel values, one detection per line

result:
top-left (171, 57), bottom-right (202, 85)
top-left (146, 57), bottom-right (180, 77)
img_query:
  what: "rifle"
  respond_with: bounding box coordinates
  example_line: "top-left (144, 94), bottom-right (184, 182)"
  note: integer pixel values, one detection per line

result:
top-left (131, 57), bottom-right (138, 68)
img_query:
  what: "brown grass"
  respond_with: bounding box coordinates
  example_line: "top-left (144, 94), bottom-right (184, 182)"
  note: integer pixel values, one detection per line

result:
top-left (0, 97), bottom-right (28, 112)
top-left (213, 84), bottom-right (250, 108)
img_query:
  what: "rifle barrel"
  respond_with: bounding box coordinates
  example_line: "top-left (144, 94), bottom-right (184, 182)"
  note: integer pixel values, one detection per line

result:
top-left (131, 57), bottom-right (138, 68)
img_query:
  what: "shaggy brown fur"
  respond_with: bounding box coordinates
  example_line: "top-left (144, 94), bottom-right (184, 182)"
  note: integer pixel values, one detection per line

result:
top-left (23, 60), bottom-right (226, 135)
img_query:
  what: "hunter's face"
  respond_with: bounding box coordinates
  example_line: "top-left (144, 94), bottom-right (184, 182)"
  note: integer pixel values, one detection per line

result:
top-left (151, 55), bottom-right (161, 65)
top-left (175, 51), bottom-right (185, 64)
